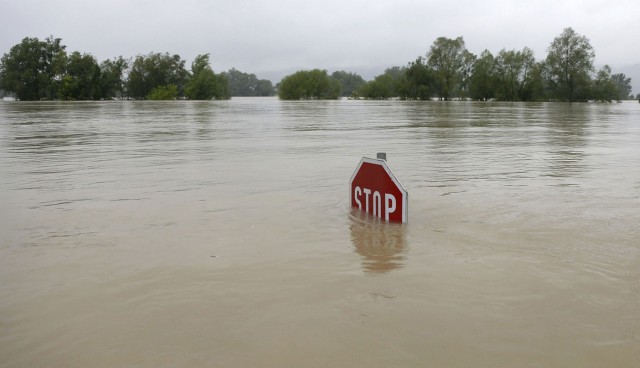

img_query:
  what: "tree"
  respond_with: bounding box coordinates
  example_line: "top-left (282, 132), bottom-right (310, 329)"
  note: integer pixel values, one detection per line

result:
top-left (611, 73), bottom-right (632, 101)
top-left (402, 57), bottom-right (435, 100)
top-left (331, 70), bottom-right (365, 97)
top-left (359, 75), bottom-right (395, 99)
top-left (127, 52), bottom-right (188, 99)
top-left (147, 84), bottom-right (178, 100)
top-left (278, 69), bottom-right (341, 100)
top-left (0, 37), bottom-right (44, 100)
top-left (99, 56), bottom-right (129, 99)
top-left (493, 47), bottom-right (537, 101)
top-left (58, 51), bottom-right (101, 100)
top-left (592, 66), bottom-right (633, 102)
top-left (358, 67), bottom-right (406, 99)
top-left (222, 68), bottom-right (274, 96)
top-left (42, 36), bottom-right (68, 99)
top-left (522, 61), bottom-right (546, 101)
top-left (592, 65), bottom-right (618, 102)
top-left (185, 54), bottom-right (229, 100)
top-left (0, 36), bottom-right (67, 100)
top-left (469, 50), bottom-right (497, 101)
top-left (254, 79), bottom-right (275, 96)
top-left (495, 49), bottom-right (522, 100)
top-left (427, 36), bottom-right (474, 100)
top-left (459, 49), bottom-right (477, 98)
top-left (545, 27), bottom-right (595, 102)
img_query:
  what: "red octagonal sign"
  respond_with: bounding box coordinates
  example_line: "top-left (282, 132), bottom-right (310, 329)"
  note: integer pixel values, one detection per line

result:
top-left (349, 157), bottom-right (408, 223)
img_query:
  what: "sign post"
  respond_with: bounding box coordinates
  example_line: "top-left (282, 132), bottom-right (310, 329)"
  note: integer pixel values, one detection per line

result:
top-left (349, 154), bottom-right (408, 223)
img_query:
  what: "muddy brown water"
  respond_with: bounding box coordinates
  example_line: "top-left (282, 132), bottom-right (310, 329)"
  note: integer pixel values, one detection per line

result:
top-left (1, 98), bottom-right (639, 367)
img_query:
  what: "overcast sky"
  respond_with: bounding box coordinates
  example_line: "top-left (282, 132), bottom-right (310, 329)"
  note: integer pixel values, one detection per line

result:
top-left (2, 0), bottom-right (639, 82)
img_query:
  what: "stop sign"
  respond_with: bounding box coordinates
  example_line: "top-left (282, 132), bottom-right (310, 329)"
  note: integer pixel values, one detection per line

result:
top-left (349, 157), bottom-right (408, 223)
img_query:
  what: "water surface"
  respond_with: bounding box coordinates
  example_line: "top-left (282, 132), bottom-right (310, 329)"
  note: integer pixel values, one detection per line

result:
top-left (1, 98), bottom-right (639, 367)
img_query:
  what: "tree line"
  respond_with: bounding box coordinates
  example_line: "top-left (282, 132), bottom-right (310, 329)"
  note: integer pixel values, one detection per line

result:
top-left (1, 28), bottom-right (634, 102)
top-left (0, 36), bottom-right (275, 100)
top-left (278, 28), bottom-right (634, 102)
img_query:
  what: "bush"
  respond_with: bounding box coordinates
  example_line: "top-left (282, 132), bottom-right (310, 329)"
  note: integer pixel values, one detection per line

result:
top-left (147, 84), bottom-right (178, 100)
top-left (278, 69), bottom-right (341, 100)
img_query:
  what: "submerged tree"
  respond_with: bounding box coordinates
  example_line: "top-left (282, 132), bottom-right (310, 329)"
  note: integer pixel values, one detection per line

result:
top-left (127, 52), bottom-right (189, 99)
top-left (494, 49), bottom-right (522, 100)
top-left (493, 47), bottom-right (538, 101)
top-left (359, 74), bottom-right (395, 99)
top-left (592, 65), bottom-right (633, 102)
top-left (331, 70), bottom-right (365, 97)
top-left (611, 73), bottom-right (632, 100)
top-left (99, 56), bottom-right (129, 99)
top-left (185, 54), bottom-right (229, 100)
top-left (278, 69), bottom-right (341, 100)
top-left (222, 68), bottom-right (274, 96)
top-left (545, 27), bottom-right (595, 102)
top-left (58, 51), bottom-right (102, 100)
top-left (468, 50), bottom-right (497, 101)
top-left (402, 57), bottom-right (436, 100)
top-left (147, 84), bottom-right (178, 100)
top-left (358, 67), bottom-right (406, 99)
top-left (1, 31), bottom-right (632, 103)
top-left (0, 36), bottom-right (67, 100)
top-left (427, 36), bottom-right (474, 100)
top-left (593, 65), bottom-right (615, 102)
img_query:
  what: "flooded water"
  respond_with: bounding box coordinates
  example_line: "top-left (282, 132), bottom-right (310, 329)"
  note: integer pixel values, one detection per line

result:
top-left (1, 98), bottom-right (639, 367)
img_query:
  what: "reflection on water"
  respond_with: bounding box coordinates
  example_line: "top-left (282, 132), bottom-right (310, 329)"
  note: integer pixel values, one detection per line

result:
top-left (349, 209), bottom-right (407, 273)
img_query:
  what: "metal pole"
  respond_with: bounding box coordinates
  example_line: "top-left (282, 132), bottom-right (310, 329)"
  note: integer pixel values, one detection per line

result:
top-left (376, 152), bottom-right (387, 161)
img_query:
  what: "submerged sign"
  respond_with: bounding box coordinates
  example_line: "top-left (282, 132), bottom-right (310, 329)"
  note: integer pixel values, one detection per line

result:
top-left (349, 156), bottom-right (408, 223)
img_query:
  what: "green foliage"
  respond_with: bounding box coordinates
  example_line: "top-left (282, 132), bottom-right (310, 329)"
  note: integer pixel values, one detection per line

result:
top-left (522, 62), bottom-right (546, 102)
top-left (0, 36), bottom-right (67, 100)
top-left (545, 27), bottom-right (595, 102)
top-left (592, 66), bottom-right (632, 102)
top-left (99, 56), bottom-right (129, 99)
top-left (0, 37), bottom-right (41, 100)
top-left (359, 75), bottom-right (394, 99)
top-left (278, 69), bottom-right (341, 100)
top-left (254, 79), bottom-right (275, 96)
top-left (58, 52), bottom-right (101, 100)
top-left (147, 84), bottom-right (178, 100)
top-left (331, 71), bottom-right (365, 97)
top-left (495, 49), bottom-right (522, 100)
top-left (0, 36), bottom-right (131, 100)
top-left (359, 67), bottom-right (406, 99)
top-left (592, 66), bottom-right (617, 102)
top-left (402, 58), bottom-right (435, 100)
top-left (127, 52), bottom-right (188, 99)
top-left (469, 50), bottom-right (497, 101)
top-left (0, 31), bottom-right (633, 104)
top-left (222, 68), bottom-right (275, 96)
top-left (611, 73), bottom-right (632, 101)
top-left (185, 54), bottom-right (230, 100)
top-left (493, 47), bottom-right (539, 101)
top-left (427, 36), bottom-right (474, 100)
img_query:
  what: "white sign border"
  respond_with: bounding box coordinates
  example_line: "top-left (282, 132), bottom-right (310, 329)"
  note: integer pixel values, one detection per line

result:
top-left (349, 157), bottom-right (408, 223)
